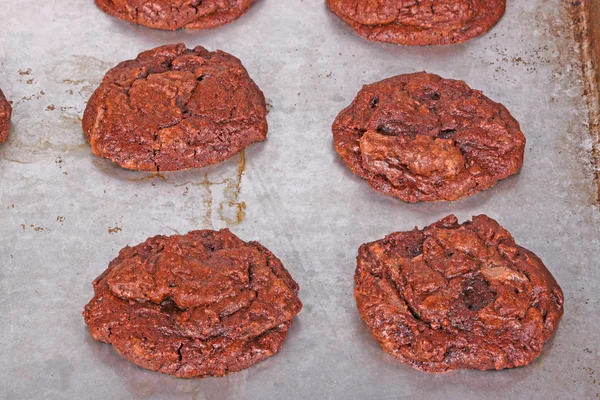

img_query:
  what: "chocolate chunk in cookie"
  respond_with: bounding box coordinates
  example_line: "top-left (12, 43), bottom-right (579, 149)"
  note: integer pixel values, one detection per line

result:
top-left (332, 72), bottom-right (525, 203)
top-left (326, 0), bottom-right (505, 45)
top-left (0, 89), bottom-right (11, 143)
top-left (95, 0), bottom-right (256, 30)
top-left (83, 229), bottom-right (302, 378)
top-left (83, 44), bottom-right (267, 172)
top-left (354, 215), bottom-right (564, 372)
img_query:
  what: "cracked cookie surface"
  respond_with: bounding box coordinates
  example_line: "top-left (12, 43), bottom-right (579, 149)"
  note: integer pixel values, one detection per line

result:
top-left (354, 215), bottom-right (564, 372)
top-left (332, 72), bottom-right (525, 203)
top-left (82, 43), bottom-right (267, 172)
top-left (95, 0), bottom-right (256, 30)
top-left (83, 229), bottom-right (302, 378)
top-left (0, 89), bottom-right (11, 143)
top-left (326, 0), bottom-right (505, 45)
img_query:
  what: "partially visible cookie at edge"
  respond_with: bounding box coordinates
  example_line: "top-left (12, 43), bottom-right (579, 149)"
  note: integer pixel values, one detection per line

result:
top-left (326, 0), bottom-right (506, 45)
top-left (83, 229), bottom-right (302, 378)
top-left (354, 214), bottom-right (564, 372)
top-left (82, 43), bottom-right (268, 172)
top-left (0, 89), bottom-right (11, 143)
top-left (332, 72), bottom-right (525, 203)
top-left (95, 0), bottom-right (256, 30)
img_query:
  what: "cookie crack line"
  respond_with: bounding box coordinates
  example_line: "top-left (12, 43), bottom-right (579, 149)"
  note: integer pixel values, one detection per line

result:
top-left (355, 215), bottom-right (564, 372)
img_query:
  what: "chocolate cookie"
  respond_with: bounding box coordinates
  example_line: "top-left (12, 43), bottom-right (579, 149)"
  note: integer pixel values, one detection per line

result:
top-left (326, 0), bottom-right (505, 45)
top-left (355, 215), bottom-right (564, 372)
top-left (95, 0), bottom-right (256, 30)
top-left (83, 44), bottom-right (267, 172)
top-left (332, 72), bottom-right (525, 203)
top-left (83, 229), bottom-right (302, 378)
top-left (0, 89), bottom-right (11, 143)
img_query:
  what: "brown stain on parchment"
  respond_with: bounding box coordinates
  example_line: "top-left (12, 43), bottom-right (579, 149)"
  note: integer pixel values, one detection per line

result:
top-left (55, 55), bottom-right (113, 99)
top-left (127, 173), bottom-right (167, 183)
top-left (571, 0), bottom-right (600, 205)
top-left (488, 4), bottom-right (575, 83)
top-left (93, 152), bottom-right (247, 229)
top-left (61, 79), bottom-right (96, 100)
top-left (202, 174), bottom-right (214, 229)
top-left (91, 158), bottom-right (119, 176)
top-left (18, 217), bottom-right (68, 233)
top-left (578, 366), bottom-right (600, 398)
top-left (20, 223), bottom-right (49, 232)
top-left (61, 79), bottom-right (88, 85)
top-left (108, 225), bottom-right (122, 234)
top-left (17, 90), bottom-right (45, 104)
top-left (218, 151), bottom-right (247, 226)
top-left (173, 152), bottom-right (247, 228)
top-left (176, 174), bottom-right (216, 229)
top-left (91, 158), bottom-right (167, 183)
top-left (58, 106), bottom-right (84, 126)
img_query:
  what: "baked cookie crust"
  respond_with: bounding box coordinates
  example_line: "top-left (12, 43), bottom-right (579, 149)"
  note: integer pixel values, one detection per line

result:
top-left (83, 44), bottom-right (267, 172)
top-left (83, 229), bottom-right (302, 378)
top-left (354, 215), bottom-right (564, 372)
top-left (326, 0), bottom-right (505, 45)
top-left (96, 0), bottom-right (256, 30)
top-left (332, 72), bottom-right (525, 203)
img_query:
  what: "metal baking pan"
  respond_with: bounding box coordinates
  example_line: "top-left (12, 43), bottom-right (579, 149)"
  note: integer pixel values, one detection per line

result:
top-left (1, 0), bottom-right (599, 399)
